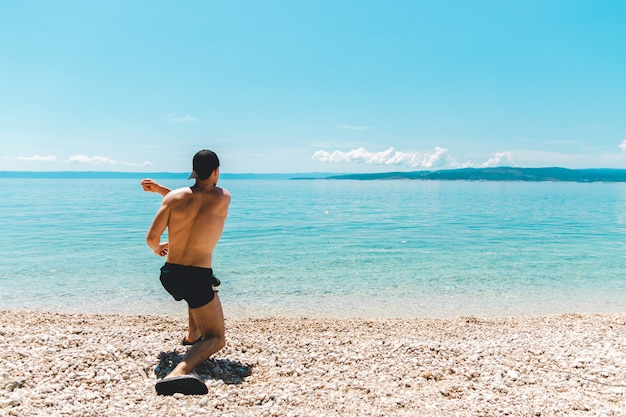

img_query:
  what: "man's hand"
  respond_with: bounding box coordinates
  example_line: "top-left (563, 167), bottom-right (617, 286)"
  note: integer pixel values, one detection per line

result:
top-left (141, 179), bottom-right (171, 196)
top-left (141, 178), bottom-right (160, 192)
top-left (154, 242), bottom-right (169, 257)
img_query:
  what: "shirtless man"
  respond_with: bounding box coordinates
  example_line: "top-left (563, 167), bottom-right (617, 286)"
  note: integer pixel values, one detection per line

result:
top-left (143, 149), bottom-right (231, 396)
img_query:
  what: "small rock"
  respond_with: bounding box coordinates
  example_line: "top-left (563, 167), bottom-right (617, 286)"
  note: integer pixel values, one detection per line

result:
top-left (2, 397), bottom-right (21, 407)
top-left (506, 370), bottom-right (519, 380)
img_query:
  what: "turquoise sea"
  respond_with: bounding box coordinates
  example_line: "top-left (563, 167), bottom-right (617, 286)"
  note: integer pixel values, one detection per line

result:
top-left (1, 174), bottom-right (625, 319)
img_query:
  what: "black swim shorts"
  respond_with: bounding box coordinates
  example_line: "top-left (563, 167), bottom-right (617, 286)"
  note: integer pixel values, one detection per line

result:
top-left (159, 262), bottom-right (221, 309)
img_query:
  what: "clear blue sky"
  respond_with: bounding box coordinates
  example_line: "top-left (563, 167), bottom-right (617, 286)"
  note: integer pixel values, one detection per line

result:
top-left (1, 0), bottom-right (625, 173)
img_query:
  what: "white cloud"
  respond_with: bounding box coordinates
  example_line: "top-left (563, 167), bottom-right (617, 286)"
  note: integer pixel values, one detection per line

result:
top-left (337, 124), bottom-right (370, 131)
top-left (313, 147), bottom-right (518, 169)
top-left (619, 140), bottom-right (626, 151)
top-left (17, 154), bottom-right (57, 162)
top-left (163, 113), bottom-right (197, 124)
top-left (450, 151), bottom-right (516, 168)
top-left (480, 151), bottom-right (516, 167)
top-left (67, 154), bottom-right (150, 167)
top-left (68, 154), bottom-right (118, 165)
top-left (312, 147), bottom-right (448, 168)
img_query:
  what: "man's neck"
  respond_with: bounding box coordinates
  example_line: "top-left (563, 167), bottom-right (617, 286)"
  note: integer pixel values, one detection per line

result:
top-left (193, 179), bottom-right (217, 190)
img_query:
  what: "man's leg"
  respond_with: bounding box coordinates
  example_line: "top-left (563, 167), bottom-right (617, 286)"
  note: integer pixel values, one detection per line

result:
top-left (167, 292), bottom-right (225, 378)
top-left (185, 307), bottom-right (201, 344)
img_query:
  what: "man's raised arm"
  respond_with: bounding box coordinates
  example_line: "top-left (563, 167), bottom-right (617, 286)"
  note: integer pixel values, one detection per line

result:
top-left (141, 178), bottom-right (171, 197)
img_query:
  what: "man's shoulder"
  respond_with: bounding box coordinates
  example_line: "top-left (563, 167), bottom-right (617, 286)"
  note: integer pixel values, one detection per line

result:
top-left (211, 187), bottom-right (231, 206)
top-left (217, 186), bottom-right (231, 199)
top-left (169, 187), bottom-right (192, 196)
top-left (162, 187), bottom-right (192, 202)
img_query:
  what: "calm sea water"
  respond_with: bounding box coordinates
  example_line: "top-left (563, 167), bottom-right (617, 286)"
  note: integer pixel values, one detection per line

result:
top-left (1, 176), bottom-right (625, 318)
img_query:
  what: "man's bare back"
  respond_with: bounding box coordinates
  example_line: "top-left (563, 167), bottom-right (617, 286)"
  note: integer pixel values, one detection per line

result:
top-left (147, 182), bottom-right (230, 268)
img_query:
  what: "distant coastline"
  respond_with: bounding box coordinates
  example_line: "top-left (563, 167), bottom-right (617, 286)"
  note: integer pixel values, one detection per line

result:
top-left (325, 167), bottom-right (626, 182)
top-left (3, 167), bottom-right (626, 182)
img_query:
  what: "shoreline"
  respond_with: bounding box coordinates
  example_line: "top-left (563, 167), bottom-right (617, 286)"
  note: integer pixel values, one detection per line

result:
top-left (1, 310), bottom-right (625, 416)
top-left (6, 287), bottom-right (626, 320)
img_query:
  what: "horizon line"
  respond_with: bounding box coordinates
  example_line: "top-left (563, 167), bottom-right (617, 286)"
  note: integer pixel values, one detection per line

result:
top-left (3, 166), bottom-right (626, 178)
top-left (2, 166), bottom-right (626, 174)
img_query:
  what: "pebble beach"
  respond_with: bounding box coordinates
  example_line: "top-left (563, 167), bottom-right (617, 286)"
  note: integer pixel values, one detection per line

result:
top-left (1, 310), bottom-right (625, 416)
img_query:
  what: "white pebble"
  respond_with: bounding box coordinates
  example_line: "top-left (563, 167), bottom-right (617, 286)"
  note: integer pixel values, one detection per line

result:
top-left (506, 370), bottom-right (519, 380)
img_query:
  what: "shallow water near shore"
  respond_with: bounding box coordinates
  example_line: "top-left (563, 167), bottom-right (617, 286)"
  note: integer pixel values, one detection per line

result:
top-left (1, 176), bottom-right (625, 318)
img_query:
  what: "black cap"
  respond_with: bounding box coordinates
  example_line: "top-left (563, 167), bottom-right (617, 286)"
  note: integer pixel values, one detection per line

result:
top-left (189, 150), bottom-right (220, 180)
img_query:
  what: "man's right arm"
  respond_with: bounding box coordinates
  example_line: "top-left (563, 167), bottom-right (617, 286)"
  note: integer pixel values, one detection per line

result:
top-left (141, 178), bottom-right (171, 196)
top-left (146, 197), bottom-right (171, 257)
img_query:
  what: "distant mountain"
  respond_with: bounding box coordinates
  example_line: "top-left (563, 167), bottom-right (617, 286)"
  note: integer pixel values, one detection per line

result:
top-left (326, 167), bottom-right (626, 182)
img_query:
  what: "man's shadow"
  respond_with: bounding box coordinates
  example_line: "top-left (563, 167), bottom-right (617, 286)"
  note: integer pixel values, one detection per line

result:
top-left (155, 351), bottom-right (253, 384)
